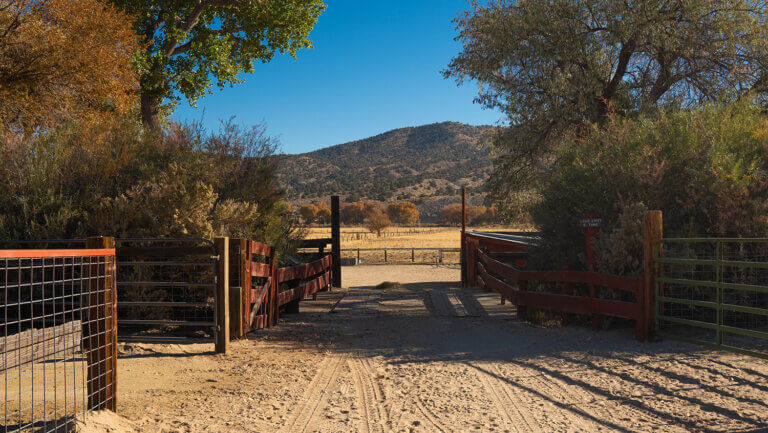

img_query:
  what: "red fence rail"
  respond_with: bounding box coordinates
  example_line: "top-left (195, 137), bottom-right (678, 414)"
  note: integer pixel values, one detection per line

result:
top-left (277, 255), bottom-right (332, 307)
top-left (229, 238), bottom-right (333, 339)
top-left (462, 231), bottom-right (652, 341)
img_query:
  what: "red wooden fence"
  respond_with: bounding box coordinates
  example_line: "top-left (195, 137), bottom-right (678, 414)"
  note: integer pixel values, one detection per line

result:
top-left (462, 231), bottom-right (652, 341)
top-left (230, 238), bottom-right (333, 339)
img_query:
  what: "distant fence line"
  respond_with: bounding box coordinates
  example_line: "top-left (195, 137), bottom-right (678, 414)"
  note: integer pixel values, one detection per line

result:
top-left (339, 248), bottom-right (460, 264)
top-left (308, 227), bottom-right (446, 242)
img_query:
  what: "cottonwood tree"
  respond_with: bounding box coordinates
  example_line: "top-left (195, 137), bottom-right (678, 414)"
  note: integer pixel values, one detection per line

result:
top-left (110, 0), bottom-right (326, 130)
top-left (365, 210), bottom-right (391, 237)
top-left (299, 203), bottom-right (319, 224)
top-left (0, 0), bottom-right (139, 132)
top-left (445, 0), bottom-right (768, 196)
top-left (386, 202), bottom-right (420, 226)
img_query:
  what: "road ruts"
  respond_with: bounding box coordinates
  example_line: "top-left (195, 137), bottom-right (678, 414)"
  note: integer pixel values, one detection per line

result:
top-left (501, 359), bottom-right (620, 432)
top-left (280, 353), bottom-right (346, 433)
top-left (471, 361), bottom-right (539, 433)
top-left (349, 355), bottom-right (389, 433)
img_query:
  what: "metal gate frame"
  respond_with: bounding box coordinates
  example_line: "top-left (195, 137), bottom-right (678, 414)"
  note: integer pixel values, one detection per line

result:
top-left (115, 238), bottom-right (219, 342)
top-left (655, 238), bottom-right (768, 359)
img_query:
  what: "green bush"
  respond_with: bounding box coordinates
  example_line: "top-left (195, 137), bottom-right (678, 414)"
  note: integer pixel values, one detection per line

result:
top-left (532, 100), bottom-right (768, 271)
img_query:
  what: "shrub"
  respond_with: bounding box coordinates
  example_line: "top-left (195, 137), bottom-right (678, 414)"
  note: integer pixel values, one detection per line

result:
top-left (299, 204), bottom-right (319, 224)
top-left (441, 203), bottom-right (463, 225)
top-left (440, 203), bottom-right (497, 226)
top-left (313, 201), bottom-right (332, 224)
top-left (532, 100), bottom-right (768, 271)
top-left (0, 117), bottom-right (301, 258)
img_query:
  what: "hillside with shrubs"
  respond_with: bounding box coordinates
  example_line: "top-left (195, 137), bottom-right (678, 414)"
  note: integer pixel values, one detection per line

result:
top-left (278, 122), bottom-right (493, 221)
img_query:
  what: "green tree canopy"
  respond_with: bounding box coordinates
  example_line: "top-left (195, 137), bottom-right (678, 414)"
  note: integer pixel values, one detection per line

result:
top-left (445, 0), bottom-right (768, 198)
top-left (112, 0), bottom-right (326, 129)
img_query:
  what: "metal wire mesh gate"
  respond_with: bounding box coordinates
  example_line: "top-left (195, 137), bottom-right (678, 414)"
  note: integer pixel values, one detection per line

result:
top-left (656, 238), bottom-right (768, 359)
top-left (115, 239), bottom-right (219, 342)
top-left (1, 247), bottom-right (117, 433)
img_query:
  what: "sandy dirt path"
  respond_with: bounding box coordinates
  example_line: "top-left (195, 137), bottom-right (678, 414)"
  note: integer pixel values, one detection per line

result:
top-left (113, 265), bottom-right (768, 433)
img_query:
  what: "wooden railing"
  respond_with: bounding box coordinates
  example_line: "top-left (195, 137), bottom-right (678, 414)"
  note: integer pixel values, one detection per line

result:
top-left (340, 248), bottom-right (460, 264)
top-left (277, 255), bottom-right (332, 308)
top-left (462, 229), bottom-right (656, 341)
top-left (229, 238), bottom-right (333, 339)
top-left (476, 249), bottom-right (649, 341)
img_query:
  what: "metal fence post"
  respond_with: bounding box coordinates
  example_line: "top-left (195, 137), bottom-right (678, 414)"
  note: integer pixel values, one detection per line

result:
top-left (230, 239), bottom-right (245, 339)
top-left (85, 236), bottom-right (117, 411)
top-left (214, 237), bottom-right (229, 354)
top-left (716, 240), bottom-right (723, 346)
top-left (461, 188), bottom-right (467, 286)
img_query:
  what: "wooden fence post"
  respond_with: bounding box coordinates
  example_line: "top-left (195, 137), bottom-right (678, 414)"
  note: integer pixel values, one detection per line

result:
top-left (643, 211), bottom-right (663, 341)
top-left (85, 236), bottom-right (117, 412)
top-left (241, 239), bottom-right (251, 337)
top-left (461, 188), bottom-right (467, 287)
top-left (271, 246), bottom-right (280, 326)
top-left (331, 195), bottom-right (341, 289)
top-left (214, 237), bottom-right (229, 354)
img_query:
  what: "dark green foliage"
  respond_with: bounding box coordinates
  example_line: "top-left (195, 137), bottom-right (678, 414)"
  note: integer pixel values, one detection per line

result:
top-left (446, 0), bottom-right (768, 212)
top-left (532, 101), bottom-right (768, 270)
top-left (109, 0), bottom-right (325, 128)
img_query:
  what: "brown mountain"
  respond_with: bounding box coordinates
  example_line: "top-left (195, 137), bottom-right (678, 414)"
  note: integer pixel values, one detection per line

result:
top-left (276, 122), bottom-right (494, 221)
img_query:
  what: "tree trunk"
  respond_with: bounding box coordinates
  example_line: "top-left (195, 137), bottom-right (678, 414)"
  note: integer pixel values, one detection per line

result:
top-left (140, 92), bottom-right (162, 132)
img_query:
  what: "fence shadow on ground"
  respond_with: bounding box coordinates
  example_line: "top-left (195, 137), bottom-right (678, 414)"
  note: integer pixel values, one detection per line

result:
top-left (262, 281), bottom-right (768, 432)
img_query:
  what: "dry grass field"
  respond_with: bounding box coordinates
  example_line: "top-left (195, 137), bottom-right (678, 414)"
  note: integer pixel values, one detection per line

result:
top-left (304, 226), bottom-right (520, 264)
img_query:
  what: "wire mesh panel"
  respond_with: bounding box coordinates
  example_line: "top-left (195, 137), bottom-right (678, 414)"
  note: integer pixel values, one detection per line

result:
top-left (657, 239), bottom-right (768, 359)
top-left (115, 239), bottom-right (217, 342)
top-left (1, 249), bottom-right (116, 433)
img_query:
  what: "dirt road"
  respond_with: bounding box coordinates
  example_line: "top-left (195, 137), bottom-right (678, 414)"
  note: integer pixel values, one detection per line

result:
top-left (114, 265), bottom-right (768, 432)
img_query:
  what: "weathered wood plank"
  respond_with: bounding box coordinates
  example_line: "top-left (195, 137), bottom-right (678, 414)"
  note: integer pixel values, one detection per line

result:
top-left (0, 321), bottom-right (83, 371)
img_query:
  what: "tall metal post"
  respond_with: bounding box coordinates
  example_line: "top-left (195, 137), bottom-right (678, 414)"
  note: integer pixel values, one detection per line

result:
top-left (214, 237), bottom-right (229, 354)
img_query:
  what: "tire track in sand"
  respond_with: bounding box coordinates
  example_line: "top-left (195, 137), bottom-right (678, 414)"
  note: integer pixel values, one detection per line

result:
top-left (505, 359), bottom-right (627, 432)
top-left (471, 361), bottom-right (539, 433)
top-left (414, 395), bottom-right (453, 433)
top-left (280, 353), bottom-right (346, 433)
top-left (348, 356), bottom-right (387, 433)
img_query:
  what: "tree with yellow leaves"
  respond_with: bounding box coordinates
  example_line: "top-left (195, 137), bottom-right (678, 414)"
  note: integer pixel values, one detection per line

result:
top-left (0, 0), bottom-right (140, 133)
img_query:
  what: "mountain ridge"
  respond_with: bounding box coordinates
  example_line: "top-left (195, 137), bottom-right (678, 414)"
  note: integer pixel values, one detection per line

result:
top-left (276, 121), bottom-right (494, 221)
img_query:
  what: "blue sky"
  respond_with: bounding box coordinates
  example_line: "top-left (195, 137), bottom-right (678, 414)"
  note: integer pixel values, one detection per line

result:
top-left (171, 0), bottom-right (504, 155)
